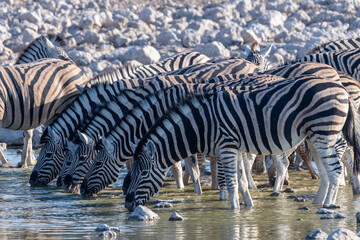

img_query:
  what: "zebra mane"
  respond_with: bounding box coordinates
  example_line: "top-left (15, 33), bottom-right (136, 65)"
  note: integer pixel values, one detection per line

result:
top-left (307, 36), bottom-right (360, 55)
top-left (16, 34), bottom-right (73, 64)
top-left (85, 65), bottom-right (134, 88)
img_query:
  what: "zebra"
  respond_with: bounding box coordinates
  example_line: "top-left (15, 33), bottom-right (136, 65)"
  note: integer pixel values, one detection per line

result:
top-left (79, 61), bottom-right (346, 197)
top-left (122, 75), bottom-right (360, 210)
top-left (1, 34), bottom-right (74, 168)
top-left (29, 51), bottom-right (212, 187)
top-left (245, 40), bottom-right (273, 71)
top-left (61, 57), bottom-right (269, 194)
top-left (307, 36), bottom-right (360, 55)
top-left (0, 58), bottom-right (88, 169)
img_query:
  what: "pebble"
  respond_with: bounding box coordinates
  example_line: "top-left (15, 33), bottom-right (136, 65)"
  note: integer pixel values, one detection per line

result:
top-left (298, 206), bottom-right (309, 210)
top-left (153, 198), bottom-right (184, 204)
top-left (304, 229), bottom-right (328, 239)
top-left (153, 202), bottom-right (173, 208)
top-left (316, 208), bottom-right (335, 214)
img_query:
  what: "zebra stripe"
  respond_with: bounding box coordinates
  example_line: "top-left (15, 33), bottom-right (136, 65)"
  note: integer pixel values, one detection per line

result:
top-left (308, 37), bottom-right (360, 54)
top-left (123, 75), bottom-right (358, 210)
top-left (29, 51), bottom-right (211, 187)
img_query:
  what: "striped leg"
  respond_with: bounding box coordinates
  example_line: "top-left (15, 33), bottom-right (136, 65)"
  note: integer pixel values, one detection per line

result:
top-left (217, 157), bottom-right (228, 201)
top-left (219, 148), bottom-right (240, 209)
top-left (237, 153), bottom-right (253, 206)
top-left (297, 142), bottom-right (319, 179)
top-left (210, 156), bottom-right (218, 189)
top-left (244, 153), bottom-right (257, 189)
top-left (171, 161), bottom-right (184, 189)
top-left (271, 153), bottom-right (289, 195)
top-left (19, 129), bottom-right (36, 168)
top-left (342, 147), bottom-right (360, 194)
top-left (184, 155), bottom-right (202, 194)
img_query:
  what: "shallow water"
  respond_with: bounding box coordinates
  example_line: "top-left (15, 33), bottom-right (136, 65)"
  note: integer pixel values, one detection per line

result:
top-left (1, 149), bottom-right (360, 240)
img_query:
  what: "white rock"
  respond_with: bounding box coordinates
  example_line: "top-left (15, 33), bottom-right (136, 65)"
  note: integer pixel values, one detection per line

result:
top-left (235, 0), bottom-right (253, 14)
top-left (181, 28), bottom-right (201, 48)
top-left (98, 230), bottom-right (117, 238)
top-left (172, 8), bottom-right (202, 20)
top-left (194, 41), bottom-right (230, 60)
top-left (139, 7), bottom-right (157, 24)
top-left (304, 229), bottom-right (328, 239)
top-left (19, 8), bottom-right (42, 26)
top-left (128, 20), bottom-right (153, 34)
top-left (276, 1), bottom-right (299, 14)
top-left (203, 5), bottom-right (232, 22)
top-left (94, 224), bottom-right (110, 232)
top-left (124, 45), bottom-right (161, 65)
top-left (127, 205), bottom-right (160, 221)
top-left (79, 12), bottom-right (103, 29)
top-left (169, 211), bottom-right (184, 221)
top-left (259, 10), bottom-right (287, 27)
top-left (327, 228), bottom-right (360, 240)
top-left (84, 30), bottom-right (101, 44)
top-left (68, 50), bottom-right (93, 66)
top-left (156, 29), bottom-right (179, 45)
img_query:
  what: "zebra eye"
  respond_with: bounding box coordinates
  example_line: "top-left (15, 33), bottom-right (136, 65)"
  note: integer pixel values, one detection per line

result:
top-left (66, 161), bottom-right (72, 166)
top-left (95, 161), bottom-right (102, 167)
top-left (141, 170), bottom-right (149, 177)
top-left (79, 156), bottom-right (87, 161)
top-left (45, 153), bottom-right (52, 158)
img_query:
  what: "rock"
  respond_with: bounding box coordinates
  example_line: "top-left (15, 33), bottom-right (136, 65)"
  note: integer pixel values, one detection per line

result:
top-left (84, 30), bottom-right (101, 44)
top-left (68, 50), bottom-right (93, 66)
top-left (153, 202), bottom-right (173, 208)
top-left (194, 41), bottom-right (230, 60)
top-left (304, 229), bottom-right (328, 239)
top-left (320, 214), bottom-right (335, 219)
top-left (94, 224), bottom-right (110, 232)
top-left (153, 199), bottom-right (184, 204)
top-left (19, 8), bottom-right (42, 27)
top-left (124, 46), bottom-right (161, 65)
top-left (169, 211), bottom-right (184, 221)
top-left (259, 10), bottom-right (287, 27)
top-left (79, 12), bottom-right (103, 29)
top-left (98, 230), bottom-right (117, 238)
top-left (203, 5), bottom-right (232, 22)
top-left (298, 207), bottom-right (309, 210)
top-left (316, 208), bottom-right (335, 214)
top-left (283, 187), bottom-right (295, 193)
top-left (276, 1), bottom-right (299, 14)
top-left (127, 205), bottom-right (160, 221)
top-left (333, 213), bottom-right (346, 219)
top-left (172, 8), bottom-right (202, 20)
top-left (327, 228), bottom-right (360, 240)
top-left (156, 29), bottom-right (179, 45)
top-left (139, 7), bottom-right (157, 24)
top-left (181, 28), bottom-right (201, 48)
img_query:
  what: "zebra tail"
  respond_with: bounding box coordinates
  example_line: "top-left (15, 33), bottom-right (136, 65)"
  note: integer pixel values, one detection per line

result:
top-left (342, 97), bottom-right (360, 175)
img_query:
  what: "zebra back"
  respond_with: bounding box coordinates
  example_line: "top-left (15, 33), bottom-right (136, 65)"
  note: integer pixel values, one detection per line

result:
top-left (307, 37), bottom-right (360, 54)
top-left (16, 35), bottom-right (72, 64)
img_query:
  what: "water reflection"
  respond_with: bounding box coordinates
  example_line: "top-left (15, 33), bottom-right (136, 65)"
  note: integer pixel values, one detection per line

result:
top-left (1, 149), bottom-right (360, 239)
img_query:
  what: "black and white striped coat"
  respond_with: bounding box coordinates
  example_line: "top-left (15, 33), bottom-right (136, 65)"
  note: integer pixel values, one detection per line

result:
top-left (123, 75), bottom-right (360, 210)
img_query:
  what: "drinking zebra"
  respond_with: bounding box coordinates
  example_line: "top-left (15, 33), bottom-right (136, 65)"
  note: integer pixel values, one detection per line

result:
top-left (29, 51), bottom-right (212, 187)
top-left (123, 75), bottom-right (360, 210)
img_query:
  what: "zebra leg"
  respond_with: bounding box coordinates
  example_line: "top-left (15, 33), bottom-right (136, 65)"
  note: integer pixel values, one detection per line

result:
top-left (0, 148), bottom-right (8, 165)
top-left (219, 148), bottom-right (240, 209)
top-left (217, 157), bottom-right (228, 201)
top-left (183, 163), bottom-right (190, 185)
top-left (18, 129), bottom-right (35, 168)
top-left (255, 155), bottom-right (266, 174)
top-left (237, 153), bottom-right (253, 206)
top-left (297, 142), bottom-right (319, 179)
top-left (344, 147), bottom-right (360, 194)
top-left (184, 155), bottom-right (202, 194)
top-left (244, 153), bottom-right (257, 189)
top-left (267, 158), bottom-right (276, 186)
top-left (210, 156), bottom-right (218, 189)
top-left (271, 153), bottom-right (289, 195)
top-left (171, 161), bottom-right (184, 189)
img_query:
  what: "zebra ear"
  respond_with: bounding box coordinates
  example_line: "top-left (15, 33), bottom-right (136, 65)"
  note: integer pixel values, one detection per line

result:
top-left (76, 84), bottom-right (85, 94)
top-left (67, 140), bottom-right (77, 152)
top-left (102, 137), bottom-right (115, 155)
top-left (260, 44), bottom-right (273, 57)
top-left (77, 130), bottom-right (94, 146)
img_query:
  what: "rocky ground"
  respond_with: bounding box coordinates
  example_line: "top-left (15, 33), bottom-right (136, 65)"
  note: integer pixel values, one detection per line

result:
top-left (0, 0), bottom-right (360, 145)
top-left (1, 0), bottom-right (360, 79)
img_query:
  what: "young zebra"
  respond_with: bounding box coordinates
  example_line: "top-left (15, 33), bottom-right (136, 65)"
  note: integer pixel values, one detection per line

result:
top-left (0, 58), bottom-right (88, 168)
top-left (123, 75), bottom-right (360, 210)
top-left (60, 57), bottom-right (265, 194)
top-left (29, 51), bottom-right (211, 187)
top-left (307, 37), bottom-right (360, 54)
top-left (79, 62), bottom-right (344, 197)
top-left (4, 35), bottom-right (74, 167)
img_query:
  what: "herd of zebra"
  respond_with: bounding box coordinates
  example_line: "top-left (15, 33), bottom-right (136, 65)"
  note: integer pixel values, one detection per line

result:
top-left (2, 34), bottom-right (360, 212)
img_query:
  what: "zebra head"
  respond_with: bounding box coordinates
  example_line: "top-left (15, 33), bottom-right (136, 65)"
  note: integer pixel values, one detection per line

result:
top-left (56, 140), bottom-right (77, 188)
top-left (80, 137), bottom-right (125, 197)
top-left (64, 132), bottom-right (98, 194)
top-left (245, 41), bottom-right (273, 71)
top-left (124, 139), bottom-right (166, 212)
top-left (29, 127), bottom-right (68, 187)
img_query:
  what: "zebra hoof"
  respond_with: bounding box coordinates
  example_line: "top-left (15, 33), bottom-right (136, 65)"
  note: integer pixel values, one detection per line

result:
top-left (323, 204), bottom-right (340, 209)
top-left (270, 192), bottom-right (280, 197)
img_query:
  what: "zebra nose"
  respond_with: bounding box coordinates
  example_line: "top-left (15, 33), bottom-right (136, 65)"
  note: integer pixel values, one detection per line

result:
top-left (80, 177), bottom-right (88, 196)
top-left (63, 174), bottom-right (73, 188)
top-left (56, 176), bottom-right (63, 187)
top-left (29, 171), bottom-right (39, 186)
top-left (125, 192), bottom-right (137, 211)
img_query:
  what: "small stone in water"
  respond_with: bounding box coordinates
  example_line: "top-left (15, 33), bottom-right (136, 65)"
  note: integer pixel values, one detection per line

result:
top-left (153, 202), bottom-right (173, 208)
top-left (169, 211), bottom-right (184, 221)
top-left (95, 224), bottom-right (110, 232)
top-left (297, 218), bottom-right (303, 221)
top-left (127, 205), bottom-right (160, 221)
top-left (298, 206), bottom-right (309, 210)
top-left (270, 192), bottom-right (280, 197)
top-left (153, 198), bottom-right (184, 204)
top-left (320, 214), bottom-right (335, 219)
top-left (109, 227), bottom-right (121, 233)
top-left (304, 229), bottom-right (328, 239)
top-left (333, 213), bottom-right (346, 219)
top-left (98, 230), bottom-right (117, 238)
top-left (316, 208), bottom-right (335, 214)
top-left (294, 197), bottom-right (306, 202)
top-left (287, 196), bottom-right (296, 199)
